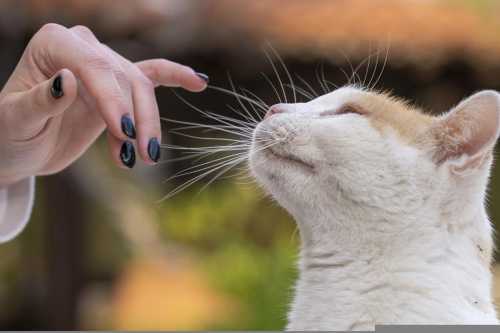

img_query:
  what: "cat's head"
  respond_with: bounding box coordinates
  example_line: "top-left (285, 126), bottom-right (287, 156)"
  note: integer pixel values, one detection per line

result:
top-left (249, 87), bottom-right (500, 243)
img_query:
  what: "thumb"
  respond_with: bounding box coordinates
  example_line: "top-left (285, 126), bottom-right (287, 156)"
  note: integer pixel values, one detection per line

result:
top-left (4, 69), bottom-right (77, 140)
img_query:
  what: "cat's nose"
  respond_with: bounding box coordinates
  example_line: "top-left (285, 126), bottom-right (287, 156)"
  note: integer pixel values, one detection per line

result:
top-left (264, 104), bottom-right (287, 119)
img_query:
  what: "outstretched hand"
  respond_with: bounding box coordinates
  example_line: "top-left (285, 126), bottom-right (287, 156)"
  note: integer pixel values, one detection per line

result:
top-left (0, 24), bottom-right (208, 186)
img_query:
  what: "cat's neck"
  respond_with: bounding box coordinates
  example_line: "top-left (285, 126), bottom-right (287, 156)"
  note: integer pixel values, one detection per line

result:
top-left (286, 210), bottom-right (498, 331)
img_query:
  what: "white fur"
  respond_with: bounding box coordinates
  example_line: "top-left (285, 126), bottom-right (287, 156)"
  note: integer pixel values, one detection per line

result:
top-left (249, 87), bottom-right (499, 330)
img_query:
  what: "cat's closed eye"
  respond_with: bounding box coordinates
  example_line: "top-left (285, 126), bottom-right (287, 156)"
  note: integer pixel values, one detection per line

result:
top-left (320, 104), bottom-right (365, 117)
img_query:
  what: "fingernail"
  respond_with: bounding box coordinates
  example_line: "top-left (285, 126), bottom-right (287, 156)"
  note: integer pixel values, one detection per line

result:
top-left (120, 141), bottom-right (136, 168)
top-left (121, 114), bottom-right (136, 139)
top-left (196, 72), bottom-right (209, 84)
top-left (51, 75), bottom-right (64, 99)
top-left (148, 137), bottom-right (161, 163)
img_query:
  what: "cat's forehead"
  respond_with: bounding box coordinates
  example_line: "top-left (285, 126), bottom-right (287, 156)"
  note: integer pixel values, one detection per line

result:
top-left (313, 87), bottom-right (434, 141)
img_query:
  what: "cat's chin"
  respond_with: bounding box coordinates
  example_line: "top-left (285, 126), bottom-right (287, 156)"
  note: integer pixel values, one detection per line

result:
top-left (264, 148), bottom-right (315, 172)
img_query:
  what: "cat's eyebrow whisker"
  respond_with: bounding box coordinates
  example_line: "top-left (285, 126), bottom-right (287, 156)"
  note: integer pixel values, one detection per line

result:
top-left (370, 44), bottom-right (390, 90)
top-left (366, 47), bottom-right (381, 90)
top-left (338, 50), bottom-right (362, 86)
top-left (316, 63), bottom-right (329, 94)
top-left (320, 62), bottom-right (332, 94)
top-left (363, 44), bottom-right (374, 88)
top-left (350, 48), bottom-right (380, 88)
top-left (338, 66), bottom-right (353, 86)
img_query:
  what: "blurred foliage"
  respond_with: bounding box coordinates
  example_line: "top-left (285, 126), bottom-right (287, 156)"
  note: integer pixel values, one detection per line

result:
top-left (159, 182), bottom-right (298, 329)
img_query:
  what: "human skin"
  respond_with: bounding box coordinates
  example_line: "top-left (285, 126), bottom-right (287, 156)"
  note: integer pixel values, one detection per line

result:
top-left (0, 23), bottom-right (208, 186)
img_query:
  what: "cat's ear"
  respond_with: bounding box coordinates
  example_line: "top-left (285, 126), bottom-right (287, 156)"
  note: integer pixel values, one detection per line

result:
top-left (430, 90), bottom-right (500, 175)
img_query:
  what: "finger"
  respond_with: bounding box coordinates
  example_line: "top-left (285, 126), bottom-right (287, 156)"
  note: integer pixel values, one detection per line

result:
top-left (3, 69), bottom-right (77, 140)
top-left (136, 59), bottom-right (208, 92)
top-left (33, 24), bottom-right (133, 141)
top-left (108, 132), bottom-right (136, 169)
top-left (130, 77), bottom-right (162, 164)
top-left (94, 43), bottom-right (163, 164)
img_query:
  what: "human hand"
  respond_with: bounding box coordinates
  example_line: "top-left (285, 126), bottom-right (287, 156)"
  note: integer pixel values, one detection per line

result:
top-left (0, 24), bottom-right (208, 186)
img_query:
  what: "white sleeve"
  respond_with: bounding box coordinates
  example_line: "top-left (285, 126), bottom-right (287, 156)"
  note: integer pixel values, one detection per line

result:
top-left (0, 177), bottom-right (35, 243)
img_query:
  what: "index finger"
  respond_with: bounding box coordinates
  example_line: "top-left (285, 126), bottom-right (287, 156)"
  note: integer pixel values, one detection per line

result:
top-left (136, 59), bottom-right (208, 92)
top-left (33, 24), bottom-right (132, 140)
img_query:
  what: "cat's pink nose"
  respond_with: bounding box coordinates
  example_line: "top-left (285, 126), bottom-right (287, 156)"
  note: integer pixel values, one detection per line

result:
top-left (264, 104), bottom-right (287, 119)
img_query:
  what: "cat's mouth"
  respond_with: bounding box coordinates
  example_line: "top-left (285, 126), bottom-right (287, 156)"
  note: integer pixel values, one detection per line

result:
top-left (265, 147), bottom-right (315, 172)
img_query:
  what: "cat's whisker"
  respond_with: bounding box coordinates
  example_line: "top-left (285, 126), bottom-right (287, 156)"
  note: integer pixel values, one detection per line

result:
top-left (316, 62), bottom-right (329, 94)
top-left (362, 44), bottom-right (374, 87)
top-left (285, 84), bottom-right (314, 101)
top-left (208, 85), bottom-right (268, 112)
top-left (264, 47), bottom-right (288, 104)
top-left (296, 74), bottom-right (320, 98)
top-left (320, 62), bottom-right (332, 94)
top-left (267, 43), bottom-right (297, 104)
top-left (171, 89), bottom-right (260, 131)
top-left (366, 47), bottom-right (381, 90)
top-left (240, 88), bottom-right (269, 116)
top-left (225, 74), bottom-right (261, 124)
top-left (160, 139), bottom-right (280, 201)
top-left (261, 72), bottom-right (284, 104)
top-left (161, 118), bottom-right (254, 138)
top-left (370, 44), bottom-right (390, 90)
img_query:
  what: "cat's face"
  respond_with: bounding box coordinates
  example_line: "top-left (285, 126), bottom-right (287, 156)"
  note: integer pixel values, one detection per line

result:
top-left (249, 87), bottom-right (500, 238)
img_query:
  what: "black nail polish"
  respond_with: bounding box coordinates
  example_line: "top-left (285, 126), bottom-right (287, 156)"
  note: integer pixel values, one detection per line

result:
top-left (196, 72), bottom-right (209, 84)
top-left (51, 75), bottom-right (64, 99)
top-left (120, 141), bottom-right (136, 168)
top-left (121, 115), bottom-right (136, 139)
top-left (148, 138), bottom-right (161, 163)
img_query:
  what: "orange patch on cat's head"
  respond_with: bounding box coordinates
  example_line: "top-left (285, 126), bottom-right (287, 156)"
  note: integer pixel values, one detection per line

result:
top-left (348, 90), bottom-right (434, 143)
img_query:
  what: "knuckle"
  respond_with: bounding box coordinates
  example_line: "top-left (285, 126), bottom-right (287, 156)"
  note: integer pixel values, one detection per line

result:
top-left (71, 25), bottom-right (93, 36)
top-left (33, 23), bottom-right (67, 45)
top-left (136, 73), bottom-right (154, 90)
top-left (156, 58), bottom-right (171, 67)
top-left (112, 67), bottom-right (128, 85)
top-left (85, 52), bottom-right (112, 72)
top-left (39, 23), bottom-right (66, 35)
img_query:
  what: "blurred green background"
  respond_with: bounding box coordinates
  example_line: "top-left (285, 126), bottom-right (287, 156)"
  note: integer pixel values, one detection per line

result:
top-left (0, 0), bottom-right (500, 330)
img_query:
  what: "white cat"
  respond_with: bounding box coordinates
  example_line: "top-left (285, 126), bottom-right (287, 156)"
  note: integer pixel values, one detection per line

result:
top-left (248, 87), bottom-right (500, 330)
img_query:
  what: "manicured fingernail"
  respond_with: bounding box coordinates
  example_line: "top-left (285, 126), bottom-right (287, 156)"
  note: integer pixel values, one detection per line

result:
top-left (148, 137), bottom-right (161, 163)
top-left (196, 72), bottom-right (209, 84)
top-left (120, 141), bottom-right (136, 168)
top-left (121, 115), bottom-right (136, 139)
top-left (51, 75), bottom-right (64, 99)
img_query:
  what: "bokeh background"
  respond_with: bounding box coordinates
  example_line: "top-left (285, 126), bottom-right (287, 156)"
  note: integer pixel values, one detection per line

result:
top-left (0, 0), bottom-right (500, 330)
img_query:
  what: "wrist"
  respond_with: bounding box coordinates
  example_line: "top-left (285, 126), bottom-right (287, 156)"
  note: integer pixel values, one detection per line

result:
top-left (0, 172), bottom-right (29, 189)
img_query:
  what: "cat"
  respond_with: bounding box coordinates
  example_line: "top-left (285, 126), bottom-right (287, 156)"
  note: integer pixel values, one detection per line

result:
top-left (248, 86), bottom-right (500, 330)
